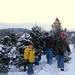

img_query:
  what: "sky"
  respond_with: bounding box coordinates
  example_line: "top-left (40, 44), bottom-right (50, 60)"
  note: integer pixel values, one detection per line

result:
top-left (0, 0), bottom-right (75, 31)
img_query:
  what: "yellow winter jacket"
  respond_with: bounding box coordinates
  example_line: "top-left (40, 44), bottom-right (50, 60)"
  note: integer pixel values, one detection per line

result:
top-left (24, 47), bottom-right (35, 63)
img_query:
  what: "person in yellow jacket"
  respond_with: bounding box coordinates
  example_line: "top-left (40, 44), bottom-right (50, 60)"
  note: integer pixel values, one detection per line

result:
top-left (24, 42), bottom-right (35, 75)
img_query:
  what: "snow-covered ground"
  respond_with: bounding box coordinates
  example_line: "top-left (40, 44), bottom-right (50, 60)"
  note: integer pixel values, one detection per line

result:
top-left (8, 44), bottom-right (75, 75)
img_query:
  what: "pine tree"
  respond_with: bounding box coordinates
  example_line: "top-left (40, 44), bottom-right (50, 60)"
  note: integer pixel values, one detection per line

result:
top-left (51, 18), bottom-right (63, 39)
top-left (10, 32), bottom-right (17, 45)
top-left (30, 26), bottom-right (45, 52)
top-left (51, 18), bottom-right (64, 56)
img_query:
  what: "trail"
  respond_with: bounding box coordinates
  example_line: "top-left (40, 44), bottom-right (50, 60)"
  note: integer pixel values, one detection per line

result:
top-left (8, 45), bottom-right (75, 75)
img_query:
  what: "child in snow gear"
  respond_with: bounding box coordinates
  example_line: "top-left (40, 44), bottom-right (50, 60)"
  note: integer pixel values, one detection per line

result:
top-left (24, 42), bottom-right (35, 75)
top-left (44, 32), bottom-right (54, 65)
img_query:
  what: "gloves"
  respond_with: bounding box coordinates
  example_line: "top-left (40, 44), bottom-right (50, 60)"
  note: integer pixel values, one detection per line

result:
top-left (25, 59), bottom-right (29, 64)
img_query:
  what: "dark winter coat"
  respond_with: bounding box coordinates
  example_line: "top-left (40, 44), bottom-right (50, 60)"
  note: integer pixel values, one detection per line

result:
top-left (44, 36), bottom-right (54, 48)
top-left (55, 37), bottom-right (67, 55)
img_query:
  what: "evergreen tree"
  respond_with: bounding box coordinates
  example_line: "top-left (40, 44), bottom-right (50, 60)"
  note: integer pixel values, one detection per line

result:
top-left (3, 36), bottom-right (10, 45)
top-left (51, 18), bottom-right (64, 56)
top-left (30, 26), bottom-right (45, 52)
top-left (10, 32), bottom-right (17, 45)
top-left (51, 18), bottom-right (63, 39)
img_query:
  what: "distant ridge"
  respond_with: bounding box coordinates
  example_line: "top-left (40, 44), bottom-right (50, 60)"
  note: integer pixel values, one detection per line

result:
top-left (0, 28), bottom-right (31, 36)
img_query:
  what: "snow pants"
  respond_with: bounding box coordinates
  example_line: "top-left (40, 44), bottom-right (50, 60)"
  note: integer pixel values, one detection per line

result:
top-left (46, 48), bottom-right (53, 65)
top-left (57, 55), bottom-right (64, 69)
top-left (27, 63), bottom-right (33, 75)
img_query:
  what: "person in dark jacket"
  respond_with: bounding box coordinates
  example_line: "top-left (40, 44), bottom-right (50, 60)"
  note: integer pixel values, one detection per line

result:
top-left (56, 32), bottom-right (67, 71)
top-left (44, 32), bottom-right (54, 65)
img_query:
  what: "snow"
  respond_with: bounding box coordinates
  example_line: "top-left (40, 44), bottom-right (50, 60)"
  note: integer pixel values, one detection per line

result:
top-left (0, 44), bottom-right (4, 51)
top-left (21, 33), bottom-right (31, 39)
top-left (8, 47), bottom-right (17, 58)
top-left (4, 35), bottom-right (10, 39)
top-left (0, 46), bottom-right (3, 51)
top-left (8, 44), bottom-right (75, 75)
top-left (18, 33), bottom-right (32, 43)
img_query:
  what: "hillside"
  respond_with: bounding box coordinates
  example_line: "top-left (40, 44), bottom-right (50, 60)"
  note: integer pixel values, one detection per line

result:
top-left (0, 28), bottom-right (31, 36)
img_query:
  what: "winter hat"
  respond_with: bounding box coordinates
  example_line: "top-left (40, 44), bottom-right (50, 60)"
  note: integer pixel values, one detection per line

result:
top-left (60, 32), bottom-right (65, 36)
